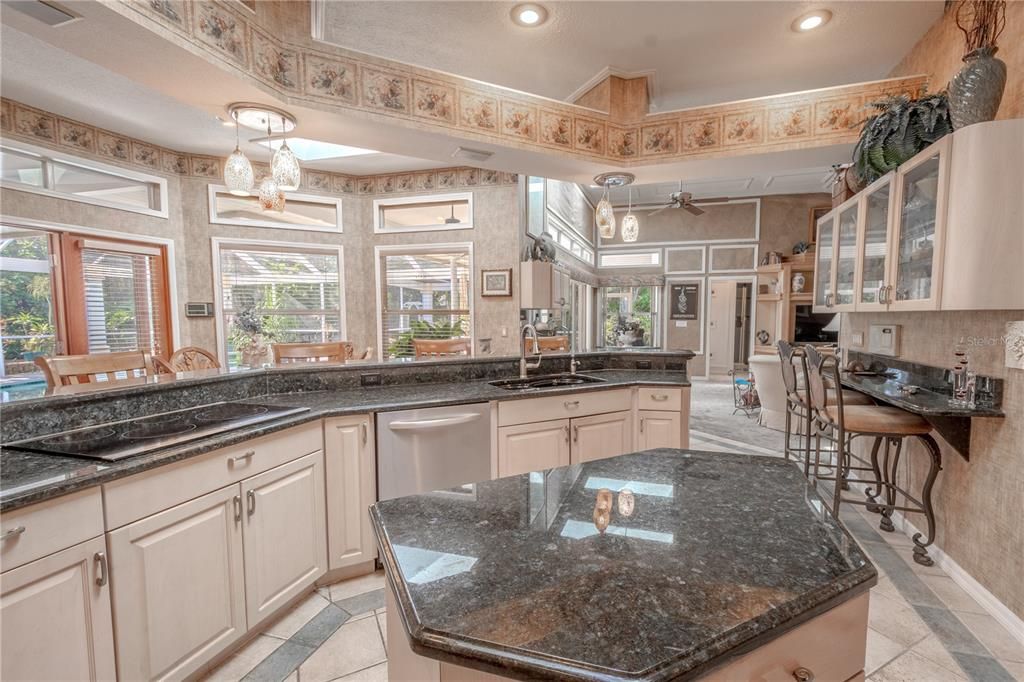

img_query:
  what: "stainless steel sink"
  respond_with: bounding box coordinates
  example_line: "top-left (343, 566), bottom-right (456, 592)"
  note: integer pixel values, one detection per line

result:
top-left (488, 373), bottom-right (606, 391)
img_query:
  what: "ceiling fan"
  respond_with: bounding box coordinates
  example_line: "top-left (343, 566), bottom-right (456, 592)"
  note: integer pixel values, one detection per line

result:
top-left (649, 183), bottom-right (729, 216)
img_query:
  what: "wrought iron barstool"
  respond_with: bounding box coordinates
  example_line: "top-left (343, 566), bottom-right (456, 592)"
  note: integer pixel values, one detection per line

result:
top-left (804, 346), bottom-right (943, 566)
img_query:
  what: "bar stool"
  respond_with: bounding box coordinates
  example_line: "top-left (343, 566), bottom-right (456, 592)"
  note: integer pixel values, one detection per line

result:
top-left (804, 346), bottom-right (942, 566)
top-left (777, 341), bottom-right (871, 476)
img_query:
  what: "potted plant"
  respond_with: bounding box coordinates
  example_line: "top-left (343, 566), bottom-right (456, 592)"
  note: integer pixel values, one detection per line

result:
top-left (852, 93), bottom-right (952, 185)
top-left (948, 0), bottom-right (1007, 129)
top-left (229, 307), bottom-right (272, 368)
top-left (612, 317), bottom-right (646, 347)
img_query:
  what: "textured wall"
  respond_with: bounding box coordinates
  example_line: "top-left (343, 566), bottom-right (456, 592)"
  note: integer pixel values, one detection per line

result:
top-left (841, 310), bottom-right (1024, 619)
top-left (889, 1), bottom-right (1023, 120)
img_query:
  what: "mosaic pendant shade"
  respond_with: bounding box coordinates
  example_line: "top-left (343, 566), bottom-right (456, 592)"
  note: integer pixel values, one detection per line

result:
top-left (258, 176), bottom-right (285, 212)
top-left (596, 196), bottom-right (616, 239)
top-left (224, 146), bottom-right (254, 196)
top-left (621, 213), bottom-right (639, 242)
top-left (272, 141), bottom-right (301, 191)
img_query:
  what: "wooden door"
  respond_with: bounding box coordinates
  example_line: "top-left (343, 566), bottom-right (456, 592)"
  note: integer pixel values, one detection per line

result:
top-left (571, 410), bottom-right (633, 464)
top-left (707, 279), bottom-right (737, 376)
top-left (1, 535), bottom-right (116, 682)
top-left (242, 452), bottom-right (327, 627)
top-left (324, 415), bottom-right (378, 570)
top-left (497, 419), bottom-right (570, 477)
top-left (812, 211), bottom-right (836, 312)
top-left (107, 484), bottom-right (246, 681)
top-left (638, 410), bottom-right (682, 450)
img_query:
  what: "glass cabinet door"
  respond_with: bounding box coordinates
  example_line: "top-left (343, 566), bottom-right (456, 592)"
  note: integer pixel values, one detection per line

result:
top-left (813, 213), bottom-right (835, 310)
top-left (892, 145), bottom-right (946, 307)
top-left (833, 202), bottom-right (858, 309)
top-left (859, 176), bottom-right (893, 307)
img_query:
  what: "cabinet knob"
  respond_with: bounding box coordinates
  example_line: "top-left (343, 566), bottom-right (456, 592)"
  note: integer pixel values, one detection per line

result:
top-left (564, 400), bottom-right (580, 409)
top-left (1, 526), bottom-right (25, 541)
top-left (792, 666), bottom-right (814, 682)
top-left (651, 394), bottom-right (669, 401)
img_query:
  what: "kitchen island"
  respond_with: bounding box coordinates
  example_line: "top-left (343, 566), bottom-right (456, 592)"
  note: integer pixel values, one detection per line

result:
top-left (371, 449), bottom-right (876, 682)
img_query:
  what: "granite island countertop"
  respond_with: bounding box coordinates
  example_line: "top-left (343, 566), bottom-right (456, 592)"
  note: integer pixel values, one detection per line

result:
top-left (0, 370), bottom-right (688, 512)
top-left (371, 449), bottom-right (876, 682)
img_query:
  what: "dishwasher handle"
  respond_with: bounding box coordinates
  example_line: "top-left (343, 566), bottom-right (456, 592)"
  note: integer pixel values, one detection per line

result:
top-left (387, 413), bottom-right (482, 431)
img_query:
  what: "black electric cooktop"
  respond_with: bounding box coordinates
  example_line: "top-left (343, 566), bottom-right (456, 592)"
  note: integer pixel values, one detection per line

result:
top-left (7, 402), bottom-right (309, 461)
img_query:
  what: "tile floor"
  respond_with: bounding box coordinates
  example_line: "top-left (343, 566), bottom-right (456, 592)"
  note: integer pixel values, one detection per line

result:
top-left (204, 380), bottom-right (1024, 682)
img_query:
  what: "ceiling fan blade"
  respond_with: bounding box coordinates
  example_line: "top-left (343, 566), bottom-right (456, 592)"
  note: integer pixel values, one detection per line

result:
top-left (692, 196), bottom-right (731, 204)
top-left (683, 204), bottom-right (706, 216)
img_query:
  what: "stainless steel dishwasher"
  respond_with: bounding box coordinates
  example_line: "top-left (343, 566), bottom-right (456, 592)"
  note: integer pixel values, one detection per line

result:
top-left (376, 403), bottom-right (491, 500)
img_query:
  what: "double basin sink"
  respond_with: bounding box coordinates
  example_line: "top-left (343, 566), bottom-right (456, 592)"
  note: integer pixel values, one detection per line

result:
top-left (488, 373), bottom-right (606, 391)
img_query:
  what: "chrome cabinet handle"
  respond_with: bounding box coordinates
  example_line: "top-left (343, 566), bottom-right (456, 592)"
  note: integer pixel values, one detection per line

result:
top-left (361, 422), bottom-right (368, 444)
top-left (877, 283), bottom-right (886, 304)
top-left (792, 667), bottom-right (814, 682)
top-left (246, 489), bottom-right (256, 516)
top-left (94, 552), bottom-right (108, 587)
top-left (886, 284), bottom-right (894, 303)
top-left (229, 450), bottom-right (256, 464)
top-left (233, 495), bottom-right (242, 523)
top-left (563, 425), bottom-right (570, 443)
top-left (1, 526), bottom-right (26, 541)
top-left (572, 425), bottom-right (579, 442)
top-left (640, 417), bottom-right (645, 433)
top-left (564, 400), bottom-right (580, 409)
top-left (824, 293), bottom-right (834, 308)
top-left (650, 394), bottom-right (669, 402)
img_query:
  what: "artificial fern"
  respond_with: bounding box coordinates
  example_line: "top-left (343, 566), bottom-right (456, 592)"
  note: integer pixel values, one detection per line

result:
top-left (853, 94), bottom-right (952, 184)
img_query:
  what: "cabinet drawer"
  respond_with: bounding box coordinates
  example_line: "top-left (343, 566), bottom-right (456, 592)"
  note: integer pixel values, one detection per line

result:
top-left (637, 387), bottom-right (682, 411)
top-left (0, 489), bottom-right (104, 571)
top-left (103, 422), bottom-right (321, 529)
top-left (498, 389), bottom-right (631, 426)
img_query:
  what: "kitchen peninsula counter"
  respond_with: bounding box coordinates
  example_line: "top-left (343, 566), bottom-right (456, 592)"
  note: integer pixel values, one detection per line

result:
top-left (371, 449), bottom-right (876, 682)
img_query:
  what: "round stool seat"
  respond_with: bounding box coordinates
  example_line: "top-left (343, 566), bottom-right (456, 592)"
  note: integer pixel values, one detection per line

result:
top-left (792, 389), bottom-right (873, 408)
top-left (825, 405), bottom-right (932, 436)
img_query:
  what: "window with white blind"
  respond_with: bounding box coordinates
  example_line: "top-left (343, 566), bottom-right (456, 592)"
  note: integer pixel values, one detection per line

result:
top-left (377, 244), bottom-right (472, 359)
top-left (215, 241), bottom-right (344, 367)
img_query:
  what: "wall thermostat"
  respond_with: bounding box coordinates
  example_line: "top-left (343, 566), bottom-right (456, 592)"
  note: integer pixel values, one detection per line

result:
top-left (868, 324), bottom-right (901, 357)
top-left (185, 302), bottom-right (215, 317)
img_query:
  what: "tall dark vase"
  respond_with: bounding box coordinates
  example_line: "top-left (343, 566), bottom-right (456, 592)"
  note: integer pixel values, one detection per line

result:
top-left (947, 46), bottom-right (1007, 129)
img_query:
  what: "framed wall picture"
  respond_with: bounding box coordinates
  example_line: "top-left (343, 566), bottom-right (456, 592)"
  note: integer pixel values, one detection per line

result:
top-left (669, 282), bottom-right (700, 321)
top-left (481, 268), bottom-right (512, 296)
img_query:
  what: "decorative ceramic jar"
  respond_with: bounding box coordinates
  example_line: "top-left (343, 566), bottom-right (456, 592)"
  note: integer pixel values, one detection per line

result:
top-left (792, 272), bottom-right (806, 294)
top-left (948, 47), bottom-right (1006, 129)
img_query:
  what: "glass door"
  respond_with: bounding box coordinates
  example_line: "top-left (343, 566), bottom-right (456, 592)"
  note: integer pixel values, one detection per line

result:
top-left (813, 211), bottom-right (835, 311)
top-left (833, 199), bottom-right (858, 311)
top-left (889, 137), bottom-right (950, 310)
top-left (857, 174), bottom-right (895, 310)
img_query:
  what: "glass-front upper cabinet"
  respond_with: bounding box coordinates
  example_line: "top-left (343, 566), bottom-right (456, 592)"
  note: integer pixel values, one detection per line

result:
top-left (856, 174), bottom-right (895, 310)
top-left (888, 136), bottom-right (950, 310)
top-left (813, 210), bottom-right (836, 311)
top-left (832, 200), bottom-right (859, 311)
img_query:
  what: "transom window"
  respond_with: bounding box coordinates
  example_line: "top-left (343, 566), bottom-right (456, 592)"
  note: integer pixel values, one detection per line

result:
top-left (373, 193), bottom-right (473, 233)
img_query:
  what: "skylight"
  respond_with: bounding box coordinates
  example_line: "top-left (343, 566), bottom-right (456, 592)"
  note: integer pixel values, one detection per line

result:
top-left (254, 137), bottom-right (379, 161)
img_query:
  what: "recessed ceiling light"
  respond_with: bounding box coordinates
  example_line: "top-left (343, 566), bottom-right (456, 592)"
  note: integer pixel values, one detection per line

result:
top-left (792, 9), bottom-right (832, 32)
top-left (511, 3), bottom-right (548, 27)
top-left (253, 137), bottom-right (379, 161)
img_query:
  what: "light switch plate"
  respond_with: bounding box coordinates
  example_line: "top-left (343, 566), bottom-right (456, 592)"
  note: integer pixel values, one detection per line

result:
top-left (851, 331), bottom-right (865, 347)
top-left (868, 324), bottom-right (901, 357)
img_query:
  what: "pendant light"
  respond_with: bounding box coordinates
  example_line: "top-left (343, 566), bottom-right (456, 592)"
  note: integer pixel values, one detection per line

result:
top-left (258, 120), bottom-right (285, 212)
top-left (272, 115), bottom-right (300, 192)
top-left (621, 187), bottom-right (639, 242)
top-left (444, 204), bottom-right (461, 224)
top-left (592, 172), bottom-right (635, 241)
top-left (224, 119), bottom-right (254, 196)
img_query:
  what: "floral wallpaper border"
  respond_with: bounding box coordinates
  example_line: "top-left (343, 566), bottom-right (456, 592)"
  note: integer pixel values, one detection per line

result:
top-left (112, 0), bottom-right (928, 166)
top-left (0, 98), bottom-right (517, 197)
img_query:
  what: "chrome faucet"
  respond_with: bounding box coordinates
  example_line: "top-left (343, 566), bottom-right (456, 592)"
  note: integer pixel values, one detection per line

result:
top-left (519, 324), bottom-right (542, 378)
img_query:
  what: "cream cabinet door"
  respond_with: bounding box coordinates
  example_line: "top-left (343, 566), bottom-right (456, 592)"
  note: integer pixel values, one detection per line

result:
top-left (571, 410), bottom-right (633, 464)
top-left (242, 452), bottom-right (327, 627)
top-left (107, 484), bottom-right (246, 681)
top-left (497, 419), bottom-right (570, 477)
top-left (324, 415), bottom-right (378, 570)
top-left (1, 535), bottom-right (115, 682)
top-left (638, 410), bottom-right (682, 450)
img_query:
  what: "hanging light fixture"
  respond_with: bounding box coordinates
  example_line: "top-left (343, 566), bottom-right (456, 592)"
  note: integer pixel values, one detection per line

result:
top-left (272, 114), bottom-right (300, 191)
top-left (258, 120), bottom-right (285, 212)
top-left (621, 187), bottom-right (639, 242)
top-left (223, 118), bottom-right (254, 196)
top-left (593, 172), bottom-right (636, 241)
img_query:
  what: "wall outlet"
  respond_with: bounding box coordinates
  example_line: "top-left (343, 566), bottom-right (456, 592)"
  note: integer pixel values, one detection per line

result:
top-left (635, 360), bottom-right (653, 370)
top-left (360, 373), bottom-right (382, 387)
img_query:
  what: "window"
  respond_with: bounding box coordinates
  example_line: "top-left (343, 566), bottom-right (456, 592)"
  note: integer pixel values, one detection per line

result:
top-left (377, 245), bottom-right (472, 359)
top-left (373, 193), bottom-right (473, 233)
top-left (209, 186), bottom-right (342, 232)
top-left (0, 142), bottom-right (166, 217)
top-left (215, 242), bottom-right (344, 368)
top-left (525, 176), bottom-right (596, 265)
top-left (600, 285), bottom-right (661, 349)
top-left (0, 229), bottom-right (57, 380)
top-left (598, 251), bottom-right (662, 268)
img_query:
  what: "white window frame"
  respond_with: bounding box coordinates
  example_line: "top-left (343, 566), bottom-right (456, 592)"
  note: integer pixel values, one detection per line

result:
top-left (597, 249), bottom-right (663, 269)
top-left (372, 192), bottom-right (474, 234)
top-left (1, 140), bottom-right (169, 219)
top-left (207, 185), bottom-right (343, 233)
top-left (211, 237), bottom-right (347, 367)
top-left (664, 246), bottom-right (706, 275)
top-left (708, 243), bottom-right (759, 273)
top-left (374, 242), bottom-right (475, 360)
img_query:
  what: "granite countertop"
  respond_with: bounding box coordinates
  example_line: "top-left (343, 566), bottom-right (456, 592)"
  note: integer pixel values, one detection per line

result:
top-left (0, 370), bottom-right (688, 513)
top-left (371, 449), bottom-right (876, 682)
top-left (841, 372), bottom-right (1004, 418)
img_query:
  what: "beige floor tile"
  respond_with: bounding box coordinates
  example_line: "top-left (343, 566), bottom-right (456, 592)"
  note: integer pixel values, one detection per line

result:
top-left (1000, 659), bottom-right (1024, 681)
top-left (869, 650), bottom-right (966, 682)
top-left (264, 591), bottom-right (331, 640)
top-left (866, 627), bottom-right (908, 675)
top-left (328, 570), bottom-right (385, 602)
top-left (918, 574), bottom-right (987, 615)
top-left (911, 635), bottom-right (966, 677)
top-left (871, 576), bottom-right (902, 602)
top-left (337, 662), bottom-right (388, 681)
top-left (298, 616), bottom-right (387, 682)
top-left (284, 673), bottom-right (297, 682)
top-left (956, 612), bottom-right (1024, 663)
top-left (201, 635), bottom-right (282, 681)
top-left (868, 592), bottom-right (930, 648)
top-left (315, 586), bottom-right (331, 600)
top-left (376, 610), bottom-right (388, 652)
